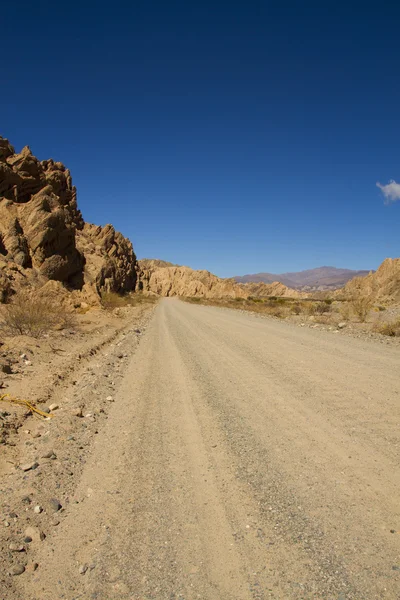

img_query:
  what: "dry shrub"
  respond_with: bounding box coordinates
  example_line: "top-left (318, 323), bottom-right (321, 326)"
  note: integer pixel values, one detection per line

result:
top-left (101, 291), bottom-right (158, 310)
top-left (270, 307), bottom-right (285, 318)
top-left (313, 313), bottom-right (337, 325)
top-left (291, 303), bottom-right (302, 315)
top-left (314, 302), bottom-right (330, 315)
top-left (339, 301), bottom-right (353, 321)
top-left (303, 301), bottom-right (332, 316)
top-left (128, 294), bottom-right (159, 306)
top-left (0, 290), bottom-right (75, 337)
top-left (101, 291), bottom-right (129, 309)
top-left (349, 296), bottom-right (373, 322)
top-left (374, 319), bottom-right (400, 337)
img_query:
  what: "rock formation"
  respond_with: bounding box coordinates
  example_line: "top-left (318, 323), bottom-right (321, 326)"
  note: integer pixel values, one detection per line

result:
top-left (78, 223), bottom-right (136, 294)
top-left (0, 136), bottom-right (137, 302)
top-left (244, 281), bottom-right (304, 298)
top-left (136, 260), bottom-right (302, 299)
top-left (339, 258), bottom-right (400, 304)
top-left (137, 261), bottom-right (246, 298)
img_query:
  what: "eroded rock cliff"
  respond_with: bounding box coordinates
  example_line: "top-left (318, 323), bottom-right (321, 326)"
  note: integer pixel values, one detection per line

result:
top-left (136, 260), bottom-right (302, 299)
top-left (0, 136), bottom-right (137, 302)
top-left (339, 258), bottom-right (400, 304)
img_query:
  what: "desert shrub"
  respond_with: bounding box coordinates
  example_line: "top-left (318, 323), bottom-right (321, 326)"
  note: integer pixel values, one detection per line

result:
top-left (270, 307), bottom-right (286, 318)
top-left (291, 303), bottom-right (302, 315)
top-left (264, 299), bottom-right (276, 308)
top-left (324, 298), bottom-right (333, 306)
top-left (314, 302), bottom-right (329, 315)
top-left (374, 319), bottom-right (400, 337)
top-left (303, 302), bottom-right (317, 316)
top-left (101, 291), bottom-right (159, 309)
top-left (349, 296), bottom-right (373, 322)
top-left (268, 296), bottom-right (277, 301)
top-left (0, 290), bottom-right (75, 337)
top-left (55, 310), bottom-right (77, 330)
top-left (339, 302), bottom-right (352, 321)
top-left (276, 298), bottom-right (288, 305)
top-left (101, 291), bottom-right (129, 309)
top-left (128, 293), bottom-right (159, 306)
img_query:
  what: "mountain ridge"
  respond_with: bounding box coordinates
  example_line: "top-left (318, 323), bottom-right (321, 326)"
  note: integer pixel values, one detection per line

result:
top-left (234, 266), bottom-right (372, 290)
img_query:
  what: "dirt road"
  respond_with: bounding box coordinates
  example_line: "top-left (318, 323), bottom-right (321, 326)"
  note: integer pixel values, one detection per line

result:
top-left (17, 298), bottom-right (400, 599)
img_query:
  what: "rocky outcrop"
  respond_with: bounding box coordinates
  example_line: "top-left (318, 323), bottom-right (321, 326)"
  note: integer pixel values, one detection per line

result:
top-left (136, 260), bottom-right (302, 299)
top-left (339, 258), bottom-right (400, 304)
top-left (244, 281), bottom-right (304, 298)
top-left (139, 259), bottom-right (177, 270)
top-left (0, 140), bottom-right (84, 284)
top-left (0, 136), bottom-right (137, 301)
top-left (78, 223), bottom-right (137, 294)
top-left (137, 261), bottom-right (246, 298)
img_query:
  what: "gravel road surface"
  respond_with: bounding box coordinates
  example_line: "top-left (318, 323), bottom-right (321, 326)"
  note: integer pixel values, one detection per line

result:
top-left (18, 298), bottom-right (400, 599)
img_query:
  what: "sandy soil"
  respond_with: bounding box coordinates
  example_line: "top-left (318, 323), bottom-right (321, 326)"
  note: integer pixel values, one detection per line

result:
top-left (7, 298), bottom-right (400, 599)
top-left (0, 303), bottom-right (156, 598)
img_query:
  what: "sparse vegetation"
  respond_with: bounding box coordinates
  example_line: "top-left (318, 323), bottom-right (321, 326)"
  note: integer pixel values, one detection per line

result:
top-left (339, 301), bottom-right (353, 321)
top-left (374, 319), bottom-right (400, 337)
top-left (0, 290), bottom-right (76, 337)
top-left (101, 291), bottom-right (130, 309)
top-left (349, 296), bottom-right (373, 322)
top-left (181, 295), bottom-right (399, 341)
top-left (101, 291), bottom-right (159, 310)
top-left (291, 303), bottom-right (302, 315)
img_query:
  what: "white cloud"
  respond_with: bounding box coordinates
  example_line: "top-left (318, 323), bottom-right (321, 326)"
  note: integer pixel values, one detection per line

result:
top-left (376, 179), bottom-right (400, 204)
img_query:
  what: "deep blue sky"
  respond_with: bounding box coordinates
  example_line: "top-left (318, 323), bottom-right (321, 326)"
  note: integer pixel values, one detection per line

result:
top-left (2, 1), bottom-right (399, 277)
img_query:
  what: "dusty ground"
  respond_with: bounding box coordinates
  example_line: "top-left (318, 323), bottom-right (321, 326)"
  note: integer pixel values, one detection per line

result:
top-left (3, 297), bottom-right (400, 599)
top-left (0, 302), bottom-right (156, 598)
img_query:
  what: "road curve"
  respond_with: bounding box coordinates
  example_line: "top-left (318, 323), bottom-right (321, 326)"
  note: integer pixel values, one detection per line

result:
top-left (20, 298), bottom-right (400, 599)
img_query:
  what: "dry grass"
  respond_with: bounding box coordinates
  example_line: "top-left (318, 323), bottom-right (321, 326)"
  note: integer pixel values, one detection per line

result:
top-left (182, 295), bottom-right (332, 320)
top-left (0, 290), bottom-right (76, 338)
top-left (339, 302), bottom-right (353, 321)
top-left (373, 319), bottom-right (400, 337)
top-left (349, 296), bottom-right (373, 322)
top-left (101, 291), bottom-right (159, 310)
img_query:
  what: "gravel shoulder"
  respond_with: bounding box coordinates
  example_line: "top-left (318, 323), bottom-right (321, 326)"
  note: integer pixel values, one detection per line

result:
top-left (10, 298), bottom-right (400, 599)
top-left (0, 303), bottom-right (156, 598)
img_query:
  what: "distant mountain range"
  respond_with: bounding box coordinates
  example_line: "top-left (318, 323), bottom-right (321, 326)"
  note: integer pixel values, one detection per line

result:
top-left (234, 267), bottom-right (372, 291)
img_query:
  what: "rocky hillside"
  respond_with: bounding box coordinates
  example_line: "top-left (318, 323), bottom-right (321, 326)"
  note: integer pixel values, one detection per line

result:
top-left (136, 260), bottom-right (302, 299)
top-left (339, 258), bottom-right (400, 304)
top-left (139, 259), bottom-right (177, 269)
top-left (244, 281), bottom-right (305, 298)
top-left (235, 266), bottom-right (372, 291)
top-left (137, 261), bottom-right (246, 298)
top-left (0, 136), bottom-right (137, 304)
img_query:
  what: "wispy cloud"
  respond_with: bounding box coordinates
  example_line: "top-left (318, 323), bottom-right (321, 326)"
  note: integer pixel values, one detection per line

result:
top-left (376, 179), bottom-right (400, 204)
